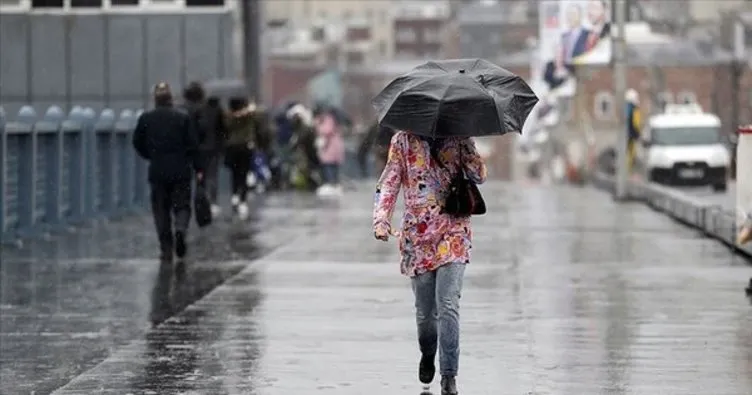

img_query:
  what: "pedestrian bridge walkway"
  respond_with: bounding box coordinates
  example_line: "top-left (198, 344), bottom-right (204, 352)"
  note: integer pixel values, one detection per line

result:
top-left (2, 182), bottom-right (752, 395)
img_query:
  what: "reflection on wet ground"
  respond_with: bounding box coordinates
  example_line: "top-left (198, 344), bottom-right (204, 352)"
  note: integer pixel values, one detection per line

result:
top-left (0, 197), bottom-right (279, 395)
top-left (4, 183), bottom-right (752, 394)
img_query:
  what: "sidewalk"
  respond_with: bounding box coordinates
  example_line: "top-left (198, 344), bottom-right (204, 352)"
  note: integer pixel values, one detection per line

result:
top-left (1, 184), bottom-right (752, 395)
top-left (0, 195), bottom-right (298, 395)
top-left (35, 183), bottom-right (752, 394)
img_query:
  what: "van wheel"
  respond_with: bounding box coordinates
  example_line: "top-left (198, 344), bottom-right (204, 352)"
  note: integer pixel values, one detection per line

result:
top-left (713, 182), bottom-right (728, 193)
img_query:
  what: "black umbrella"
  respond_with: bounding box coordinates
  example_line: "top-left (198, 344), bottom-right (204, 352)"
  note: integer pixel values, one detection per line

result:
top-left (204, 79), bottom-right (248, 100)
top-left (372, 59), bottom-right (539, 138)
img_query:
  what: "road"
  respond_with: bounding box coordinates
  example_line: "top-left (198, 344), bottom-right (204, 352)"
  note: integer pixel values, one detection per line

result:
top-left (2, 182), bottom-right (752, 394)
top-left (672, 182), bottom-right (735, 211)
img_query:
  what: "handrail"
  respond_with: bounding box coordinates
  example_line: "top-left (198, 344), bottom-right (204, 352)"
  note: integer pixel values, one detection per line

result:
top-left (0, 106), bottom-right (147, 243)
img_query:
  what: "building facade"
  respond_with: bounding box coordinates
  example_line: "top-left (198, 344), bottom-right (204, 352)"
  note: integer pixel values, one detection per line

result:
top-left (0, 0), bottom-right (239, 114)
top-left (392, 0), bottom-right (451, 59)
top-left (264, 0), bottom-right (394, 60)
top-left (454, 0), bottom-right (536, 60)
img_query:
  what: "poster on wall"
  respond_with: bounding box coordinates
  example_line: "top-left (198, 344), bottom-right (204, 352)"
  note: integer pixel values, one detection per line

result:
top-left (538, 0), bottom-right (613, 98)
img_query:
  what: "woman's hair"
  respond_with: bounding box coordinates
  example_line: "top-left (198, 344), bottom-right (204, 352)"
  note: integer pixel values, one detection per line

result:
top-left (419, 135), bottom-right (447, 166)
top-left (228, 97), bottom-right (248, 112)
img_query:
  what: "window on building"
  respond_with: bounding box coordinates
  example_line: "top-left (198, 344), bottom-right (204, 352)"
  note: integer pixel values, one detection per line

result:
top-left (111, 0), bottom-right (139, 5)
top-left (379, 40), bottom-right (387, 56)
top-left (343, 10), bottom-right (353, 20)
top-left (594, 91), bottom-right (614, 120)
top-left (319, 10), bottom-right (328, 20)
top-left (31, 0), bottom-right (62, 7)
top-left (423, 28), bottom-right (441, 43)
top-left (677, 90), bottom-right (697, 104)
top-left (186, 0), bottom-right (223, 6)
top-left (71, 0), bottom-right (102, 7)
top-left (396, 27), bottom-right (417, 42)
top-left (365, 9), bottom-right (373, 20)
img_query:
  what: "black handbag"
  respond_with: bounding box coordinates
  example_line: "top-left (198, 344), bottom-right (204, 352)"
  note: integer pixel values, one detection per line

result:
top-left (434, 143), bottom-right (486, 217)
top-left (194, 181), bottom-right (213, 228)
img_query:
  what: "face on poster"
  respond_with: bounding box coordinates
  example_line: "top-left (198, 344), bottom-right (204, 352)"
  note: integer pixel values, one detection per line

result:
top-left (538, 0), bottom-right (612, 97)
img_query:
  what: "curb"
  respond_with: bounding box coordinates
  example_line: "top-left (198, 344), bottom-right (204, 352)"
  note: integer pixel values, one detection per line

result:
top-left (591, 172), bottom-right (752, 259)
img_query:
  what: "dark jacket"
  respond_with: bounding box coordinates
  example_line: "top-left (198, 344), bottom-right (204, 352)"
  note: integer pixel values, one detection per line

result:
top-left (199, 104), bottom-right (227, 152)
top-left (133, 106), bottom-right (202, 182)
top-left (225, 105), bottom-right (256, 148)
top-left (178, 102), bottom-right (208, 148)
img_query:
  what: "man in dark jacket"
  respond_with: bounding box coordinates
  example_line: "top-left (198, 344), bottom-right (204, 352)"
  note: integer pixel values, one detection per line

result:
top-left (133, 82), bottom-right (203, 262)
top-left (199, 96), bottom-right (228, 214)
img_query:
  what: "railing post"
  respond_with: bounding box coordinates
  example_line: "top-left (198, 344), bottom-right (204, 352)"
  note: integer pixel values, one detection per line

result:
top-left (81, 107), bottom-right (97, 218)
top-left (0, 106), bottom-right (6, 240)
top-left (133, 109), bottom-right (148, 206)
top-left (36, 106), bottom-right (65, 227)
top-left (63, 107), bottom-right (85, 222)
top-left (16, 106), bottom-right (37, 234)
top-left (116, 110), bottom-right (135, 211)
top-left (95, 109), bottom-right (116, 215)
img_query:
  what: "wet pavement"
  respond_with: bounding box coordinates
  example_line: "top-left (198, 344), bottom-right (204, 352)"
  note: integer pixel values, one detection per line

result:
top-left (4, 182), bottom-right (752, 394)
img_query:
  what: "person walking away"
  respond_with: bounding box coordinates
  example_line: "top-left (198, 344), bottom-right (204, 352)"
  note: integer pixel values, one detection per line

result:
top-left (271, 105), bottom-right (297, 190)
top-left (224, 97), bottom-right (256, 220)
top-left (286, 104), bottom-right (320, 191)
top-left (179, 82), bottom-right (208, 148)
top-left (625, 89), bottom-right (641, 174)
top-left (133, 82), bottom-right (203, 262)
top-left (202, 96), bottom-right (228, 216)
top-left (372, 130), bottom-right (487, 395)
top-left (314, 111), bottom-right (345, 196)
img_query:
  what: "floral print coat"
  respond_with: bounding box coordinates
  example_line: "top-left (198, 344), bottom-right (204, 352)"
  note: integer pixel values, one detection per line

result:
top-left (373, 131), bottom-right (487, 277)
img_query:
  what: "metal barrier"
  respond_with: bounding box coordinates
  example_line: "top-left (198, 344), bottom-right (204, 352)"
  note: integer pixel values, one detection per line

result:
top-left (0, 106), bottom-right (147, 242)
top-left (591, 172), bottom-right (752, 259)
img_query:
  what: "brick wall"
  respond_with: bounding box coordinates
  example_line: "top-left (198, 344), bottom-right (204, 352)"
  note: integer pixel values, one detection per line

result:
top-left (573, 64), bottom-right (747, 136)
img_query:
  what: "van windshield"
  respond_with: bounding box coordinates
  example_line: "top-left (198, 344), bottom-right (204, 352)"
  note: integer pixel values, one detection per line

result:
top-left (651, 126), bottom-right (720, 145)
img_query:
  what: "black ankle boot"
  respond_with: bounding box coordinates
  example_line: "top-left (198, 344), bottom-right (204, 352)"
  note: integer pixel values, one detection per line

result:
top-left (418, 353), bottom-right (436, 384)
top-left (440, 375), bottom-right (458, 395)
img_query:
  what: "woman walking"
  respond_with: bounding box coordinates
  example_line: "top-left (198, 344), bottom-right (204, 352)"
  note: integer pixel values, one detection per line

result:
top-left (224, 97), bottom-right (257, 220)
top-left (372, 130), bottom-right (487, 395)
top-left (314, 110), bottom-right (345, 196)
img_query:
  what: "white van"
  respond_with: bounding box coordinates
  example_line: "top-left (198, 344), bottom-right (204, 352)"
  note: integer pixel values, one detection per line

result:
top-left (638, 103), bottom-right (729, 192)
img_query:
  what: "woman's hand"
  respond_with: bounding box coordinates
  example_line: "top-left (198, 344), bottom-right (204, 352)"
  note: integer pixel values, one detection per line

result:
top-left (374, 227), bottom-right (389, 242)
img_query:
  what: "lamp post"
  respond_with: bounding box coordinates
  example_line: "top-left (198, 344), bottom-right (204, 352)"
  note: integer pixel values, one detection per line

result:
top-left (613, 0), bottom-right (629, 200)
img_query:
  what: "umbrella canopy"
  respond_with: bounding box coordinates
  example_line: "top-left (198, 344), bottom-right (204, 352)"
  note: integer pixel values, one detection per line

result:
top-left (372, 58), bottom-right (539, 138)
top-left (204, 79), bottom-right (248, 100)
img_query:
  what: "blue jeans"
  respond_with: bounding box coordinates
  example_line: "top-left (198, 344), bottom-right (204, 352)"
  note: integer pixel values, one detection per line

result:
top-left (411, 262), bottom-right (466, 376)
top-left (320, 163), bottom-right (340, 184)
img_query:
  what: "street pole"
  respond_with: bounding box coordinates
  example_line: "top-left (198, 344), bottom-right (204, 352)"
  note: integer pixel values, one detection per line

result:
top-left (613, 0), bottom-right (629, 200)
top-left (240, 0), bottom-right (262, 102)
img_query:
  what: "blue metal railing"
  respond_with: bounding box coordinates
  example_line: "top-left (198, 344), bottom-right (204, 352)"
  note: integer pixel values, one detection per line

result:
top-left (0, 105), bottom-right (148, 242)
